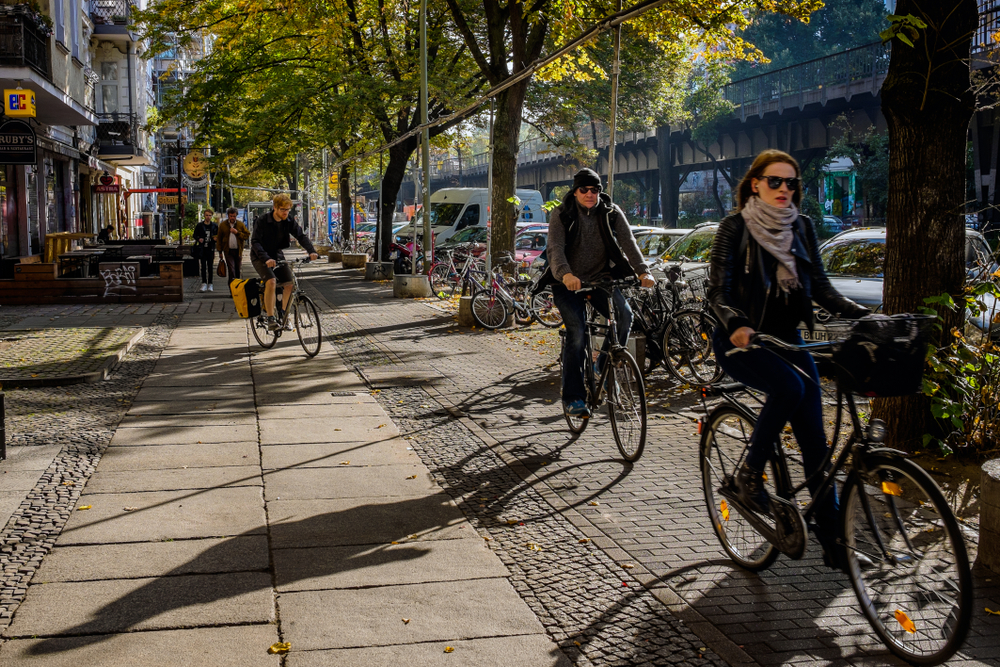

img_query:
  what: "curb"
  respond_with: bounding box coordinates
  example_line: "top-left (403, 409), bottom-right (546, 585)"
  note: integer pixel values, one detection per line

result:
top-left (0, 327), bottom-right (146, 388)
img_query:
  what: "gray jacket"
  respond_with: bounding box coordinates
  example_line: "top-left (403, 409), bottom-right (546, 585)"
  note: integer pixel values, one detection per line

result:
top-left (547, 196), bottom-right (648, 283)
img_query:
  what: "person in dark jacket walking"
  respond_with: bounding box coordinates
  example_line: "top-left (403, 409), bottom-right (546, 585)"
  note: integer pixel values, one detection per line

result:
top-left (217, 207), bottom-right (250, 282)
top-left (546, 168), bottom-right (655, 418)
top-left (707, 149), bottom-right (870, 570)
top-left (251, 193), bottom-right (318, 330)
top-left (193, 209), bottom-right (219, 292)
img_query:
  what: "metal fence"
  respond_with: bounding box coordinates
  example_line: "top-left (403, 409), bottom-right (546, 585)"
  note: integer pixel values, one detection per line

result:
top-left (0, 13), bottom-right (50, 79)
top-left (96, 112), bottom-right (139, 149)
top-left (90, 0), bottom-right (136, 24)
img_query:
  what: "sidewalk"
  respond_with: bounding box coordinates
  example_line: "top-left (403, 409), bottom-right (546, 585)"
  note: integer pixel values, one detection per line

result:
top-left (0, 302), bottom-right (571, 665)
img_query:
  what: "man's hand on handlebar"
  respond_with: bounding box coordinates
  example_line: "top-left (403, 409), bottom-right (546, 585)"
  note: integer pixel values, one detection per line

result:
top-left (730, 326), bottom-right (755, 349)
top-left (639, 273), bottom-right (656, 288)
top-left (266, 259), bottom-right (277, 268)
top-left (562, 273), bottom-right (581, 291)
top-left (309, 253), bottom-right (318, 261)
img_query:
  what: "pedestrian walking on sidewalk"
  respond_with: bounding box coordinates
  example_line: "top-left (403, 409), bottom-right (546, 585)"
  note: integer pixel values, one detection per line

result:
top-left (217, 207), bottom-right (250, 282)
top-left (194, 209), bottom-right (219, 292)
top-left (250, 193), bottom-right (318, 331)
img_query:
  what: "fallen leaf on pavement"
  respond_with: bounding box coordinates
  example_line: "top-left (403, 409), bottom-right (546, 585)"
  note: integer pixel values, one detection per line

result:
top-left (588, 501), bottom-right (599, 506)
top-left (123, 507), bottom-right (138, 512)
top-left (578, 538), bottom-right (590, 543)
top-left (987, 608), bottom-right (1000, 616)
top-left (526, 542), bottom-right (543, 551)
top-left (76, 505), bottom-right (92, 511)
top-left (340, 461), bottom-right (350, 465)
top-left (267, 642), bottom-right (291, 654)
top-left (406, 475), bottom-right (417, 479)
top-left (402, 618), bottom-right (410, 624)
top-left (443, 647), bottom-right (455, 653)
top-left (622, 563), bottom-right (635, 569)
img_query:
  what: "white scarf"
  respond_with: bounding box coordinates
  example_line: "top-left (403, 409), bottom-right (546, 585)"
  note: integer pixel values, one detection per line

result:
top-left (742, 195), bottom-right (800, 292)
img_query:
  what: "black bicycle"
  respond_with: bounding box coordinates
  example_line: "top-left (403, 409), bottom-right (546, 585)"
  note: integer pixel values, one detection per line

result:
top-left (698, 319), bottom-right (972, 665)
top-left (248, 258), bottom-right (323, 357)
top-left (558, 279), bottom-right (647, 462)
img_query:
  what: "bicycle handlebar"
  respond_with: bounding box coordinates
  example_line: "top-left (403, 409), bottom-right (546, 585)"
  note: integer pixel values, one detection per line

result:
top-left (577, 277), bottom-right (641, 292)
top-left (725, 332), bottom-right (837, 357)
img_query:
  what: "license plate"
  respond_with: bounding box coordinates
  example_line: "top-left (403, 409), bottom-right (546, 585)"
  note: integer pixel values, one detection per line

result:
top-left (799, 328), bottom-right (836, 342)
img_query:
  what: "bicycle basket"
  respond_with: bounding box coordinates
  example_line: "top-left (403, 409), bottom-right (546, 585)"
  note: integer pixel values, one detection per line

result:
top-left (680, 272), bottom-right (709, 303)
top-left (831, 314), bottom-right (935, 397)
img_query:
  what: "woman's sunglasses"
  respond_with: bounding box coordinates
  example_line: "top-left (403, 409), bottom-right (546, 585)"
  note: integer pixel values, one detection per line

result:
top-left (578, 186), bottom-right (602, 194)
top-left (761, 176), bottom-right (800, 190)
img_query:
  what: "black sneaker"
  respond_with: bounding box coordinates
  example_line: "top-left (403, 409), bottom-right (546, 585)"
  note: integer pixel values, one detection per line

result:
top-left (735, 462), bottom-right (770, 514)
top-left (266, 316), bottom-right (280, 332)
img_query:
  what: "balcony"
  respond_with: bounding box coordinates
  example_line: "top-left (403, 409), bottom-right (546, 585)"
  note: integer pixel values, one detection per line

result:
top-left (0, 6), bottom-right (50, 80)
top-left (90, 0), bottom-right (137, 41)
top-left (96, 112), bottom-right (151, 165)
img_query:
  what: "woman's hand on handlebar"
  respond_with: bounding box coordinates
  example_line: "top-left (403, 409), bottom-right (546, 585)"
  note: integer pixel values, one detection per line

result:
top-left (730, 326), bottom-right (755, 349)
top-left (562, 273), bottom-right (581, 291)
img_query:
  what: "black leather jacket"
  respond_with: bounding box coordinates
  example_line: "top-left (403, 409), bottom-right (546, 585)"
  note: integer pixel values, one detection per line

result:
top-left (707, 212), bottom-right (869, 335)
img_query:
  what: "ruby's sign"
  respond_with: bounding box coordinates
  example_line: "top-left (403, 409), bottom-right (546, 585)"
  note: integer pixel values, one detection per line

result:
top-left (0, 120), bottom-right (37, 165)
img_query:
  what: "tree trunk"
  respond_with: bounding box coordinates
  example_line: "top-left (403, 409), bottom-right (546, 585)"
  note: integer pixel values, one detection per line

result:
top-left (489, 81), bottom-right (530, 264)
top-left (711, 166), bottom-right (725, 218)
top-left (876, 0), bottom-right (978, 452)
top-left (339, 163), bottom-right (351, 243)
top-left (377, 141), bottom-right (417, 262)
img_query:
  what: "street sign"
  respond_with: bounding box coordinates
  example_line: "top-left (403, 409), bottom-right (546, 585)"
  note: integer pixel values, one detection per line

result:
top-left (4, 89), bottom-right (35, 118)
top-left (95, 184), bottom-right (120, 193)
top-left (0, 119), bottom-right (36, 164)
top-left (183, 151), bottom-right (207, 178)
top-left (329, 173), bottom-right (339, 189)
top-left (159, 195), bottom-right (188, 205)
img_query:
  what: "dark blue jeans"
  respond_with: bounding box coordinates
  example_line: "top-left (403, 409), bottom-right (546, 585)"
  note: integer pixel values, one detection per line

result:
top-left (553, 283), bottom-right (632, 404)
top-left (713, 329), bottom-right (838, 531)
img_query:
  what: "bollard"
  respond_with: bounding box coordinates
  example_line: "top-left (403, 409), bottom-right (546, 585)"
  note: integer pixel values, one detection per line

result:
top-left (0, 391), bottom-right (5, 461)
top-left (458, 296), bottom-right (475, 327)
top-left (980, 459), bottom-right (1000, 573)
top-left (342, 253), bottom-right (369, 269)
top-left (364, 262), bottom-right (394, 281)
top-left (328, 251), bottom-right (343, 263)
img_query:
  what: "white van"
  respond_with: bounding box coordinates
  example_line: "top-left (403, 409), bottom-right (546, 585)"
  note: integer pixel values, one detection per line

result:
top-left (429, 188), bottom-right (545, 242)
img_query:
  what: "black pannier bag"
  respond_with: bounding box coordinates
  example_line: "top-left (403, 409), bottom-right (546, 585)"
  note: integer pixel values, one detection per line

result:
top-left (831, 314), bottom-right (936, 397)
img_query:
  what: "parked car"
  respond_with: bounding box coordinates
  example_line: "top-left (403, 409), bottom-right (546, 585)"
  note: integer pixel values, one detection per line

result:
top-left (634, 229), bottom-right (688, 262)
top-left (654, 223), bottom-right (719, 275)
top-left (514, 230), bottom-right (548, 264)
top-left (435, 226), bottom-right (488, 257)
top-left (801, 227), bottom-right (1000, 341)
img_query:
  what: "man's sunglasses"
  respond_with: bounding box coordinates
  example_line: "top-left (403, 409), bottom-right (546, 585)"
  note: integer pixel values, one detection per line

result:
top-left (578, 186), bottom-right (602, 194)
top-left (761, 176), bottom-right (799, 190)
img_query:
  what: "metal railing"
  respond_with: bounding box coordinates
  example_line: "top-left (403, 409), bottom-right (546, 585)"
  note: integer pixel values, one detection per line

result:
top-left (974, 1), bottom-right (1000, 55)
top-left (90, 0), bottom-right (136, 25)
top-left (724, 41), bottom-right (891, 122)
top-left (96, 112), bottom-right (139, 150)
top-left (0, 11), bottom-right (50, 79)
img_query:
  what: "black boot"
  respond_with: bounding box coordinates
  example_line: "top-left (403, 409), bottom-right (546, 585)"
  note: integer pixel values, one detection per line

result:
top-left (735, 462), bottom-right (770, 514)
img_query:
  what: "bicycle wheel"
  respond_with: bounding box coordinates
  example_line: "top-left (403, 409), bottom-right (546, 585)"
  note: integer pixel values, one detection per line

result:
top-left (664, 309), bottom-right (723, 384)
top-left (700, 405), bottom-right (780, 571)
top-left (531, 289), bottom-right (563, 328)
top-left (841, 454), bottom-right (972, 665)
top-left (294, 295), bottom-right (322, 357)
top-left (606, 351), bottom-right (646, 461)
top-left (471, 289), bottom-right (509, 329)
top-left (429, 263), bottom-right (455, 299)
top-left (249, 313), bottom-right (278, 349)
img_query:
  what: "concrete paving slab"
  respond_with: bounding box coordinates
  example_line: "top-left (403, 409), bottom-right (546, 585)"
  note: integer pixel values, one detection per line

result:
top-left (360, 367), bottom-right (447, 388)
top-left (85, 466), bottom-right (261, 494)
top-left (3, 572), bottom-right (274, 638)
top-left (141, 372), bottom-right (254, 388)
top-left (268, 494), bottom-right (468, 549)
top-left (56, 486), bottom-right (265, 545)
top-left (287, 634), bottom-right (572, 667)
top-left (258, 400), bottom-right (386, 419)
top-left (126, 398), bottom-right (256, 415)
top-left (0, 445), bottom-right (61, 471)
top-left (0, 625), bottom-right (281, 667)
top-left (97, 442), bottom-right (259, 471)
top-left (109, 424), bottom-right (258, 446)
top-left (264, 465), bottom-right (433, 500)
top-left (279, 578), bottom-right (546, 650)
top-left (261, 440), bottom-right (419, 470)
top-left (259, 418), bottom-right (399, 445)
top-left (254, 387), bottom-right (366, 406)
top-left (0, 470), bottom-right (44, 491)
top-left (274, 537), bottom-right (508, 592)
top-left (133, 385), bottom-right (251, 403)
top-left (35, 536), bottom-right (269, 582)
top-left (118, 412), bottom-right (257, 428)
top-left (0, 493), bottom-right (24, 530)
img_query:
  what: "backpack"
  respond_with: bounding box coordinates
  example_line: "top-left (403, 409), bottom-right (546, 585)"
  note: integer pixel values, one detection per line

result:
top-left (533, 207), bottom-right (622, 294)
top-left (230, 278), bottom-right (263, 319)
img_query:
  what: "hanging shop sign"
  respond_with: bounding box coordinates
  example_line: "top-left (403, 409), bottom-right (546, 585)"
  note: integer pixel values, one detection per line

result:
top-left (183, 150), bottom-right (207, 178)
top-left (4, 89), bottom-right (36, 118)
top-left (0, 119), bottom-right (37, 164)
top-left (95, 172), bottom-right (119, 193)
top-left (158, 195), bottom-right (188, 205)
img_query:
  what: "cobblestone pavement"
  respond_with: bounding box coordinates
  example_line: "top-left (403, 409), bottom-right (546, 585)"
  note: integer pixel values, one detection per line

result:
top-left (302, 262), bottom-right (1000, 667)
top-left (0, 327), bottom-right (143, 383)
top-left (0, 278), bottom-right (233, 627)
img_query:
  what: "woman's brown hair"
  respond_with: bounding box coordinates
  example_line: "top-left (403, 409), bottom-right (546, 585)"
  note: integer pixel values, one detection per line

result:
top-left (735, 149), bottom-right (802, 210)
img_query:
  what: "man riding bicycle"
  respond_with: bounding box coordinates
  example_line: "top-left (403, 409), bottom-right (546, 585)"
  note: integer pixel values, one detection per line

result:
top-left (540, 168), bottom-right (655, 418)
top-left (250, 193), bottom-right (319, 331)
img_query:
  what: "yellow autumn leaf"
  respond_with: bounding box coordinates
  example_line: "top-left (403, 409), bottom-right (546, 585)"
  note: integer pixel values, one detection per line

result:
top-left (77, 505), bottom-right (92, 511)
top-left (895, 609), bottom-right (916, 634)
top-left (406, 475), bottom-right (417, 479)
top-left (123, 507), bottom-right (138, 512)
top-left (443, 647), bottom-right (455, 653)
top-left (340, 461), bottom-right (350, 465)
top-left (267, 642), bottom-right (291, 654)
top-left (721, 500), bottom-right (730, 521)
top-left (579, 538), bottom-right (590, 543)
top-left (402, 618), bottom-right (410, 624)
top-left (526, 542), bottom-right (543, 551)
top-left (622, 563), bottom-right (635, 569)
top-left (986, 607), bottom-right (1000, 616)
top-left (588, 501), bottom-right (599, 506)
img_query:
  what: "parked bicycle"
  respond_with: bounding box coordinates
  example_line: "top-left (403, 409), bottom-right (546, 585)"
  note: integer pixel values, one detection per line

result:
top-left (248, 258), bottom-right (323, 357)
top-left (698, 317), bottom-right (972, 665)
top-left (558, 278), bottom-right (647, 462)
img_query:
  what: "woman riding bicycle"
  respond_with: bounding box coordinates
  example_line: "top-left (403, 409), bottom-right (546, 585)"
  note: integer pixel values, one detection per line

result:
top-left (706, 150), bottom-right (869, 570)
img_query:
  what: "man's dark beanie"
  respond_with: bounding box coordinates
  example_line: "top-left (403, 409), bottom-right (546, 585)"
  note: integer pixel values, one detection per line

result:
top-left (572, 168), bottom-right (602, 191)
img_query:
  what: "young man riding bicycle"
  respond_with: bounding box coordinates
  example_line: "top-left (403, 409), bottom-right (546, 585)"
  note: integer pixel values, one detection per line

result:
top-left (250, 193), bottom-right (319, 331)
top-left (540, 168), bottom-right (656, 418)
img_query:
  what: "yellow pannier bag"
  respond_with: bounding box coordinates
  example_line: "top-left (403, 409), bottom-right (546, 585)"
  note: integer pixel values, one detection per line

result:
top-left (230, 278), bottom-right (263, 319)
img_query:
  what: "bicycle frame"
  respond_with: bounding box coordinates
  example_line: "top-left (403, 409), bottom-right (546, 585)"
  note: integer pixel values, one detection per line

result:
top-left (580, 285), bottom-right (630, 403)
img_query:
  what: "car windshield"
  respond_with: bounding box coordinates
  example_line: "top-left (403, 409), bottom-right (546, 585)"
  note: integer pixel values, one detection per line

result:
top-left (430, 203), bottom-right (464, 227)
top-left (636, 233), bottom-right (680, 257)
top-left (821, 238), bottom-right (884, 277)
top-left (515, 233), bottom-right (547, 250)
top-left (661, 229), bottom-right (716, 263)
top-left (448, 227), bottom-right (486, 243)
